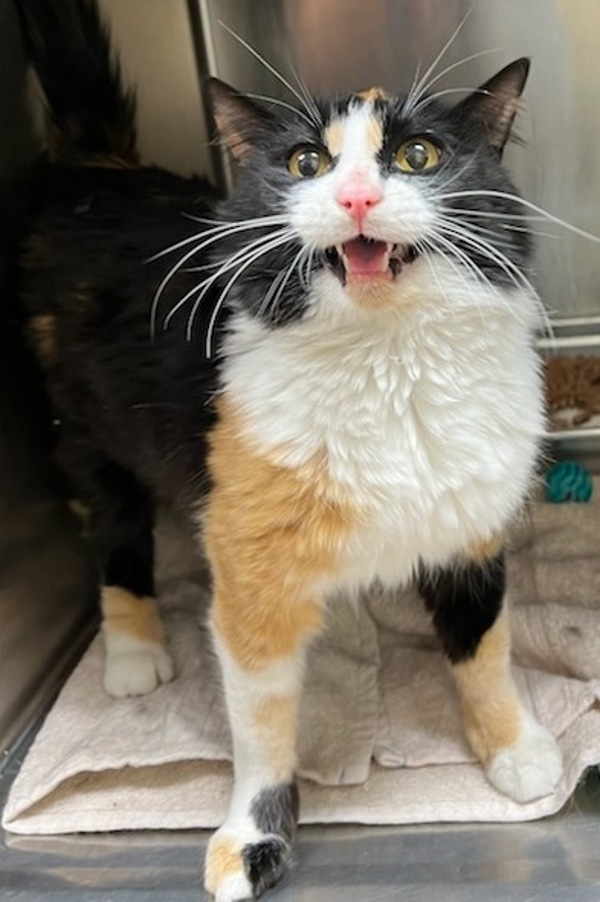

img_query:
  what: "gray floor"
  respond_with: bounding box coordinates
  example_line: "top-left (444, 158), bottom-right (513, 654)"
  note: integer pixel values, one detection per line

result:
top-left (2, 720), bottom-right (600, 901)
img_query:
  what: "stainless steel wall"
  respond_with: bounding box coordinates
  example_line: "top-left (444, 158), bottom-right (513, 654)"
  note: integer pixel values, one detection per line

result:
top-left (0, 0), bottom-right (96, 754)
top-left (198, 0), bottom-right (600, 320)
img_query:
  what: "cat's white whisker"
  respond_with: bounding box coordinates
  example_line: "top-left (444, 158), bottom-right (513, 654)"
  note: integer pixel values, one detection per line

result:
top-left (436, 216), bottom-right (536, 295)
top-left (150, 220), bottom-right (292, 336)
top-left (147, 214), bottom-right (288, 263)
top-left (413, 85), bottom-right (492, 112)
top-left (433, 216), bottom-right (554, 336)
top-left (218, 21), bottom-right (322, 127)
top-left (410, 48), bottom-right (501, 112)
top-left (438, 190), bottom-right (600, 243)
top-left (190, 230), bottom-right (298, 352)
top-left (404, 10), bottom-right (478, 113)
top-left (288, 60), bottom-right (322, 127)
top-left (245, 93), bottom-right (315, 127)
top-left (163, 228), bottom-right (296, 332)
top-left (268, 245), bottom-right (308, 319)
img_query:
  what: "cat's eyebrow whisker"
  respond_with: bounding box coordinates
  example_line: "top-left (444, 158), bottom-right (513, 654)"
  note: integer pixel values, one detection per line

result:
top-left (410, 48), bottom-right (502, 113)
top-left (287, 60), bottom-right (322, 127)
top-left (163, 228), bottom-right (296, 332)
top-left (403, 60), bottom-right (423, 116)
top-left (244, 93), bottom-right (315, 127)
top-left (218, 21), bottom-right (322, 128)
top-left (413, 85), bottom-right (492, 113)
top-left (437, 190), bottom-right (600, 244)
top-left (403, 10), bottom-right (478, 113)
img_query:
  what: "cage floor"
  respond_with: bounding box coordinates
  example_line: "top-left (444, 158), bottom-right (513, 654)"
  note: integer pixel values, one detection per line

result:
top-left (2, 719), bottom-right (600, 901)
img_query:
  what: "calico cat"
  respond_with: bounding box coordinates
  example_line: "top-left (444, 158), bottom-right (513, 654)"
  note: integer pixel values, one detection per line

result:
top-left (16, 0), bottom-right (563, 899)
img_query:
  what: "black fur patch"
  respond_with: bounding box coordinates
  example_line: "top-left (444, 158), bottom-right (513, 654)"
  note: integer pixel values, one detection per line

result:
top-left (250, 781), bottom-right (299, 844)
top-left (242, 836), bottom-right (290, 898)
top-left (418, 554), bottom-right (505, 663)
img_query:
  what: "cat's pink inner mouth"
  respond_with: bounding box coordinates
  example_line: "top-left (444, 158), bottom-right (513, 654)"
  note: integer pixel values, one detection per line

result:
top-left (342, 237), bottom-right (391, 277)
top-left (326, 237), bottom-right (418, 283)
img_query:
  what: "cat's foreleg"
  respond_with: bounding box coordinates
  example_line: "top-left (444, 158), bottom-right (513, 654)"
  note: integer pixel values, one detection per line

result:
top-left (205, 583), bottom-right (321, 901)
top-left (419, 545), bottom-right (563, 803)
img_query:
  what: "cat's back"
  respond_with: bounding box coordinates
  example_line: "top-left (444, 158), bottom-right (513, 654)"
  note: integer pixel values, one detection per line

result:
top-left (18, 162), bottom-right (221, 503)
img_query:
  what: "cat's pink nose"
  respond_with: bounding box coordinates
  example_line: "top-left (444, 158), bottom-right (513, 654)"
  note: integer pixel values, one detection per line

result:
top-left (336, 181), bottom-right (383, 226)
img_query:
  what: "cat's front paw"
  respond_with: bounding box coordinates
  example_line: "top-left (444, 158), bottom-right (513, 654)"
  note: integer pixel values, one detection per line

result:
top-left (103, 636), bottom-right (174, 698)
top-left (205, 826), bottom-right (291, 901)
top-left (486, 715), bottom-right (563, 803)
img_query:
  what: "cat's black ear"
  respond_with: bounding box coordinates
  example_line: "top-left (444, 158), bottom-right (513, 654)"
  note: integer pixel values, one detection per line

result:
top-left (205, 78), bottom-right (273, 163)
top-left (458, 58), bottom-right (530, 153)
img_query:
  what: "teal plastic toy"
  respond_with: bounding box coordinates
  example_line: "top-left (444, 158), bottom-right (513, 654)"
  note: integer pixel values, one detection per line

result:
top-left (544, 460), bottom-right (593, 503)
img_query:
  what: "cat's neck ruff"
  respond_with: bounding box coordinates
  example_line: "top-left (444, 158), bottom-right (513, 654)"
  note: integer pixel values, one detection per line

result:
top-left (220, 258), bottom-right (543, 583)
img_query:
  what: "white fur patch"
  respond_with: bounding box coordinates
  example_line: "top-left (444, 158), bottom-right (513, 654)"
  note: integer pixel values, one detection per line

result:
top-left (487, 711), bottom-right (563, 803)
top-left (213, 871), bottom-right (253, 902)
top-left (223, 256), bottom-right (544, 592)
top-left (287, 102), bottom-right (436, 250)
top-left (102, 630), bottom-right (174, 698)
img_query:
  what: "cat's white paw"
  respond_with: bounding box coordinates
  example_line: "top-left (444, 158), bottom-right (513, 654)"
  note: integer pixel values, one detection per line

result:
top-left (103, 634), bottom-right (174, 698)
top-left (212, 872), bottom-right (254, 902)
top-left (486, 715), bottom-right (563, 803)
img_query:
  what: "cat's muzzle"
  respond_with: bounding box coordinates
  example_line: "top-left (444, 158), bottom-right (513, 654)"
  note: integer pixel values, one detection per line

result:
top-left (324, 237), bottom-right (419, 285)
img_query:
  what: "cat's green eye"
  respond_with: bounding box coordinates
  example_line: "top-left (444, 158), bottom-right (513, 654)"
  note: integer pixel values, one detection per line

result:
top-left (287, 145), bottom-right (332, 179)
top-left (395, 138), bottom-right (442, 173)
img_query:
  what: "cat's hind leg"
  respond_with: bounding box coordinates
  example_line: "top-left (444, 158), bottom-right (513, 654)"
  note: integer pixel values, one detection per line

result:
top-left (419, 546), bottom-right (563, 803)
top-left (95, 463), bottom-right (174, 698)
top-left (57, 431), bottom-right (174, 698)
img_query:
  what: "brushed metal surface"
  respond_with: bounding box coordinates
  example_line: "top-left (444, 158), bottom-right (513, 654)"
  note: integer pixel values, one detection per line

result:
top-left (0, 0), bottom-right (97, 754)
top-left (2, 726), bottom-right (600, 901)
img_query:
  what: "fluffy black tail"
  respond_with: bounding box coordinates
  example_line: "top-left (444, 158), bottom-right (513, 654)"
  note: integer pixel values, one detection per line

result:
top-left (17, 0), bottom-right (137, 163)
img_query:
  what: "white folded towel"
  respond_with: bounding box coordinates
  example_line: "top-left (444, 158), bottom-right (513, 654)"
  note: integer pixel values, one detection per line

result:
top-left (4, 482), bottom-right (600, 835)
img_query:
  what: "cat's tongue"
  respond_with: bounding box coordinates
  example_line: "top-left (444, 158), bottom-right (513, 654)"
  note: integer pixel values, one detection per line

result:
top-left (342, 238), bottom-right (390, 277)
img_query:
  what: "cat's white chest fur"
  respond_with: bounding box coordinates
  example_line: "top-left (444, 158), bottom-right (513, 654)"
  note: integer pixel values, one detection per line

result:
top-left (223, 265), bottom-right (544, 591)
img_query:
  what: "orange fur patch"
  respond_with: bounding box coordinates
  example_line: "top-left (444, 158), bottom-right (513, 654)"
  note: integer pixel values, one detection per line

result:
top-left (205, 400), bottom-right (356, 671)
top-left (204, 836), bottom-right (243, 894)
top-left (346, 278), bottom-right (399, 311)
top-left (101, 586), bottom-right (164, 644)
top-left (464, 534), bottom-right (504, 563)
top-left (324, 118), bottom-right (345, 157)
top-left (452, 612), bottom-right (521, 764)
top-left (356, 87), bottom-right (388, 102)
top-left (253, 695), bottom-right (298, 782)
top-left (28, 314), bottom-right (58, 367)
top-left (325, 111), bottom-right (383, 159)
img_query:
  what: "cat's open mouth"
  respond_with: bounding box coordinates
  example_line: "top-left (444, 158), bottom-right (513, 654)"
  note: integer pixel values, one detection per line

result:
top-left (324, 237), bottom-right (419, 284)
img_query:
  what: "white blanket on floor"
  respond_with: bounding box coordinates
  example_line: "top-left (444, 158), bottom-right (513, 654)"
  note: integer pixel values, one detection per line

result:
top-left (4, 484), bottom-right (600, 834)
